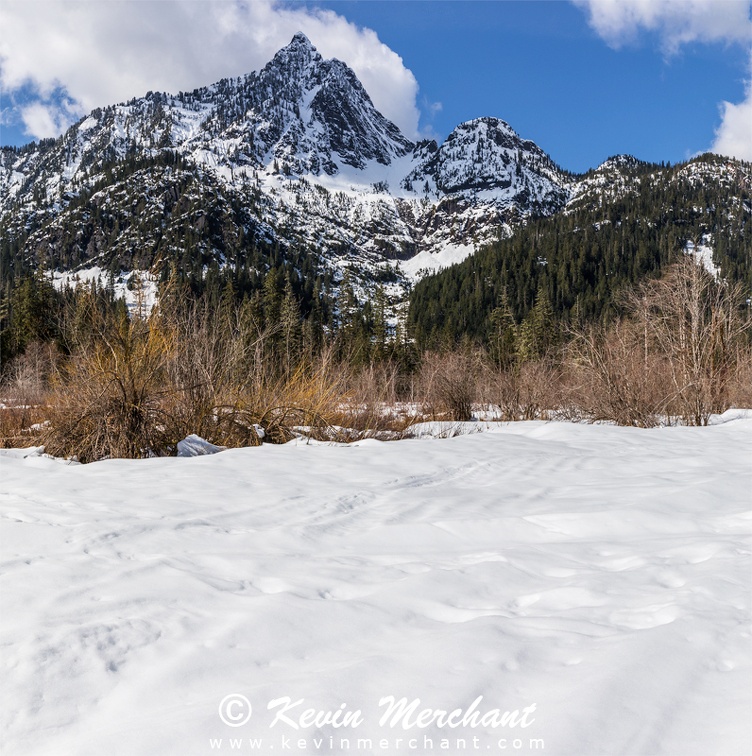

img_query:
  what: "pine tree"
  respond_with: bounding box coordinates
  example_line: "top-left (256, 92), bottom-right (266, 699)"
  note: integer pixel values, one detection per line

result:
top-left (372, 285), bottom-right (388, 360)
top-left (280, 276), bottom-right (302, 373)
top-left (517, 285), bottom-right (556, 362)
top-left (7, 271), bottom-right (58, 355)
top-left (488, 288), bottom-right (517, 368)
top-left (302, 279), bottom-right (325, 360)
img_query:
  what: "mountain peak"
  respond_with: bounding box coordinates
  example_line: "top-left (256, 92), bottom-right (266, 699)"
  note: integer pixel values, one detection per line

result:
top-left (0, 31), bottom-right (582, 280)
top-left (467, 116), bottom-right (516, 135)
top-left (200, 31), bottom-right (409, 174)
top-left (596, 154), bottom-right (642, 171)
top-left (288, 31), bottom-right (316, 51)
top-left (272, 32), bottom-right (320, 64)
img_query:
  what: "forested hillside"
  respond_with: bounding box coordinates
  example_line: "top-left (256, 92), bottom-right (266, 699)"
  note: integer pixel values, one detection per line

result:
top-left (409, 154), bottom-right (751, 351)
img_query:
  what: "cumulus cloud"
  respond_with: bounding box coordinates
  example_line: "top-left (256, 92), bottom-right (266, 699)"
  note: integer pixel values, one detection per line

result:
top-left (572, 0), bottom-right (751, 52)
top-left (712, 66), bottom-right (752, 160)
top-left (572, 0), bottom-right (752, 160)
top-left (0, 0), bottom-right (421, 141)
top-left (19, 102), bottom-right (75, 140)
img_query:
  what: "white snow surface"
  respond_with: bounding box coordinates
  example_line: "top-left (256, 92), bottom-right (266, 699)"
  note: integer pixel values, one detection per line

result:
top-left (176, 435), bottom-right (227, 458)
top-left (1, 416), bottom-right (751, 755)
top-left (685, 235), bottom-right (720, 279)
top-left (399, 243), bottom-right (476, 280)
top-left (51, 267), bottom-right (159, 317)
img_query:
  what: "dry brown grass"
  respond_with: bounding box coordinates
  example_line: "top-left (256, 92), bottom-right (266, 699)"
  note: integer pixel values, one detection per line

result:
top-left (37, 304), bottom-right (352, 458)
top-left (0, 403), bottom-right (48, 449)
top-left (229, 353), bottom-right (350, 444)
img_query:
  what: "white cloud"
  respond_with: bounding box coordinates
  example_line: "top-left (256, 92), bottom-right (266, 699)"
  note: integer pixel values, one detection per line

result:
top-left (572, 0), bottom-right (752, 53)
top-left (712, 67), bottom-right (752, 160)
top-left (573, 0), bottom-right (752, 160)
top-left (0, 0), bottom-right (421, 141)
top-left (19, 102), bottom-right (76, 141)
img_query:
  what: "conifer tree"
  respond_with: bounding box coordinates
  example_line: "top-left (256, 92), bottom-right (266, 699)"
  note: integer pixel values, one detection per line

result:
top-left (280, 276), bottom-right (302, 373)
top-left (7, 271), bottom-right (58, 355)
top-left (488, 288), bottom-right (517, 368)
top-left (372, 285), bottom-right (388, 360)
top-left (517, 285), bottom-right (556, 362)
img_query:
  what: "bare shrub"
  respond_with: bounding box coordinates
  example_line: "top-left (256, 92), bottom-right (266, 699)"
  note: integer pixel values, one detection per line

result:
top-left (726, 347), bottom-right (752, 409)
top-left (627, 258), bottom-right (751, 425)
top-left (481, 359), bottom-right (562, 421)
top-left (2, 341), bottom-right (58, 406)
top-left (158, 297), bottom-right (267, 446)
top-left (0, 341), bottom-right (59, 447)
top-left (160, 295), bottom-right (345, 446)
top-left (230, 350), bottom-right (348, 444)
top-left (558, 258), bottom-right (752, 426)
top-left (418, 350), bottom-right (482, 421)
top-left (333, 361), bottom-right (421, 435)
top-left (0, 403), bottom-right (49, 449)
top-left (564, 321), bottom-right (667, 426)
top-left (41, 315), bottom-right (174, 462)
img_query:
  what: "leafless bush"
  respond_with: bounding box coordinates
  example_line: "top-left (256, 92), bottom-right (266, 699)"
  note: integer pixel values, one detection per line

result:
top-left (41, 315), bottom-right (175, 462)
top-left (0, 342), bottom-right (59, 448)
top-left (564, 321), bottom-right (668, 426)
top-left (233, 351), bottom-right (348, 444)
top-left (481, 359), bottom-right (562, 421)
top-left (418, 350), bottom-right (482, 421)
top-left (332, 361), bottom-right (420, 434)
top-left (1, 341), bottom-right (58, 405)
top-left (726, 347), bottom-right (752, 409)
top-left (153, 303), bottom-right (347, 448)
top-left (626, 258), bottom-right (751, 425)
top-left (40, 293), bottom-right (353, 459)
top-left (158, 298), bottom-right (266, 446)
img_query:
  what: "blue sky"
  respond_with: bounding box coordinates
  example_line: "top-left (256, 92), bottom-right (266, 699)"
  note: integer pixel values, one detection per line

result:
top-left (1, 1), bottom-right (750, 172)
top-left (300, 1), bottom-right (750, 171)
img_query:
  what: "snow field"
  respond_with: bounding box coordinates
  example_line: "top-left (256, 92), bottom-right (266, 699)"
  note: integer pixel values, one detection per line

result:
top-left (1, 416), bottom-right (750, 755)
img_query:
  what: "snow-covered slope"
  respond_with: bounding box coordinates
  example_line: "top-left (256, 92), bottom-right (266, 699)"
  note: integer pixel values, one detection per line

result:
top-left (565, 154), bottom-right (650, 210)
top-left (406, 117), bottom-right (566, 211)
top-left (2, 416), bottom-right (750, 755)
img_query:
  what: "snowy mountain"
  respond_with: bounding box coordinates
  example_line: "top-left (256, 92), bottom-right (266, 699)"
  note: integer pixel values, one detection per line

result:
top-left (1, 33), bottom-right (749, 313)
top-left (405, 117), bottom-right (566, 211)
top-left (408, 149), bottom-right (752, 346)
top-left (0, 33), bottom-right (573, 290)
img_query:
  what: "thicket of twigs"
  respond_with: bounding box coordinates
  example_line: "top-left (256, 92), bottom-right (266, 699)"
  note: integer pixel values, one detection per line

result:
top-left (1, 258), bottom-right (750, 462)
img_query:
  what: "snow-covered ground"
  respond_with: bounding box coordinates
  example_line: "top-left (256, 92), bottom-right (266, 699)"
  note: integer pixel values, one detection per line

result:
top-left (399, 243), bottom-right (476, 280)
top-left (685, 235), bottom-right (720, 279)
top-left (50, 267), bottom-right (159, 317)
top-left (1, 415), bottom-right (751, 756)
